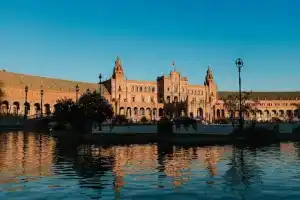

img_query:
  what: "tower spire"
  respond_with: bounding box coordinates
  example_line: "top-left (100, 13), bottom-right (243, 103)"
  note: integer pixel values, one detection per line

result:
top-left (112, 56), bottom-right (124, 79)
top-left (171, 61), bottom-right (176, 71)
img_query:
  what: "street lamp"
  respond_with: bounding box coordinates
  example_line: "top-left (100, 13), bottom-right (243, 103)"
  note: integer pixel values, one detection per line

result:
top-left (75, 84), bottom-right (79, 103)
top-left (235, 58), bottom-right (244, 129)
top-left (98, 73), bottom-right (102, 97)
top-left (40, 85), bottom-right (44, 118)
top-left (24, 85), bottom-right (28, 119)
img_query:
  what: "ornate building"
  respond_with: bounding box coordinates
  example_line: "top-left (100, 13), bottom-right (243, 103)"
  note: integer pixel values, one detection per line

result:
top-left (0, 56), bottom-right (299, 121)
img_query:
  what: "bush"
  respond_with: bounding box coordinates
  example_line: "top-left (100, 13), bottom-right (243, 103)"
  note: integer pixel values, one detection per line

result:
top-left (115, 115), bottom-right (128, 124)
top-left (215, 118), bottom-right (230, 124)
top-left (140, 116), bottom-right (148, 123)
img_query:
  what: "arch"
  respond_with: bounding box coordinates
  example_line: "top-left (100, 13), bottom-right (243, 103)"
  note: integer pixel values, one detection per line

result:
top-left (197, 108), bottom-right (203, 118)
top-left (119, 107), bottom-right (125, 115)
top-left (174, 96), bottom-right (178, 103)
top-left (294, 109), bottom-right (299, 117)
top-left (139, 87), bottom-right (142, 92)
top-left (135, 86), bottom-right (138, 92)
top-left (166, 96), bottom-right (170, 103)
top-left (34, 103), bottom-right (41, 117)
top-left (158, 108), bottom-right (163, 117)
top-left (263, 110), bottom-right (270, 120)
top-left (271, 110), bottom-right (277, 117)
top-left (216, 109), bottom-right (220, 119)
top-left (1, 100), bottom-right (9, 114)
top-left (44, 103), bottom-right (51, 115)
top-left (279, 110), bottom-right (284, 118)
top-left (133, 107), bottom-right (138, 116)
top-left (286, 110), bottom-right (292, 118)
top-left (250, 110), bottom-right (255, 118)
top-left (13, 101), bottom-right (20, 115)
top-left (153, 108), bottom-right (157, 119)
top-left (140, 107), bottom-right (145, 116)
top-left (126, 107), bottom-right (131, 117)
top-left (146, 108), bottom-right (151, 118)
top-left (221, 109), bottom-right (225, 118)
top-left (256, 110), bottom-right (263, 119)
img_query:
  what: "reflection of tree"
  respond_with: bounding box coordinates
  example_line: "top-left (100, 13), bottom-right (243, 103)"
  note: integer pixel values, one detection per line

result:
top-left (156, 143), bottom-right (173, 187)
top-left (223, 146), bottom-right (264, 197)
top-left (54, 142), bottom-right (114, 199)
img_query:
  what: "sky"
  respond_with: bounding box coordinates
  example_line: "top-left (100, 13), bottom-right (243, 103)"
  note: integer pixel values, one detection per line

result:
top-left (0, 0), bottom-right (299, 91)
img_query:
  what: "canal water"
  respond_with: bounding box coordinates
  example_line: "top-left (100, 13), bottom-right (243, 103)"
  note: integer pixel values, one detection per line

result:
top-left (1, 132), bottom-right (300, 200)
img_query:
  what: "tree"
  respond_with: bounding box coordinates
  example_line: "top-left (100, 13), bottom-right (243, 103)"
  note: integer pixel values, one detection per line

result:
top-left (53, 90), bottom-right (113, 132)
top-left (223, 91), bottom-right (259, 119)
top-left (77, 90), bottom-right (113, 125)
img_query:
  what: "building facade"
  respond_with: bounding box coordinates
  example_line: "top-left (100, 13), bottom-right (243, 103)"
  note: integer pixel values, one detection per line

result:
top-left (0, 56), bottom-right (299, 121)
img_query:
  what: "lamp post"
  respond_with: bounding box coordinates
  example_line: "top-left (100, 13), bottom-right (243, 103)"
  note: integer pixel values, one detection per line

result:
top-left (24, 85), bottom-right (28, 119)
top-left (98, 73), bottom-right (102, 97)
top-left (40, 85), bottom-right (44, 118)
top-left (75, 84), bottom-right (79, 103)
top-left (236, 58), bottom-right (244, 129)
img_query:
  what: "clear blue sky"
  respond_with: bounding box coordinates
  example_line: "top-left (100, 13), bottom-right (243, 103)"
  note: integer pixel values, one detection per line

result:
top-left (0, 0), bottom-right (299, 91)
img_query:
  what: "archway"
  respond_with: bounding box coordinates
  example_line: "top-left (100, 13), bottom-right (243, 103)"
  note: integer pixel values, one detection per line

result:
top-left (44, 103), bottom-right (51, 116)
top-left (221, 109), bottom-right (225, 118)
top-left (216, 109), bottom-right (220, 119)
top-left (13, 101), bottom-right (20, 115)
top-left (271, 110), bottom-right (277, 117)
top-left (1, 100), bottom-right (9, 114)
top-left (146, 108), bottom-right (151, 119)
top-left (286, 110), bottom-right (292, 119)
top-left (133, 107), bottom-right (138, 116)
top-left (158, 108), bottom-right (163, 117)
top-left (140, 108), bottom-right (145, 116)
top-left (119, 107), bottom-right (125, 115)
top-left (34, 103), bottom-right (41, 117)
top-left (264, 110), bottom-right (270, 120)
top-left (197, 108), bottom-right (203, 118)
top-left (126, 107), bottom-right (131, 118)
top-left (153, 108), bottom-right (157, 120)
top-left (24, 102), bottom-right (31, 116)
top-left (279, 110), bottom-right (284, 118)
top-left (166, 96), bottom-right (170, 103)
top-left (174, 96), bottom-right (178, 103)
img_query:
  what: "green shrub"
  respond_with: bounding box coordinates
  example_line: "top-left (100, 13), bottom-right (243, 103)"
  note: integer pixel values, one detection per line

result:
top-left (140, 116), bottom-right (148, 123)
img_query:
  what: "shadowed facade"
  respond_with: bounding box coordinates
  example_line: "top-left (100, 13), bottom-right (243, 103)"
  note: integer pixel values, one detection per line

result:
top-left (0, 56), bottom-right (299, 121)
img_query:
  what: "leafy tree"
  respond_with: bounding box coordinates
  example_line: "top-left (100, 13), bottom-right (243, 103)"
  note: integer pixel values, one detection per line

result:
top-left (223, 91), bottom-right (259, 119)
top-left (53, 90), bottom-right (113, 132)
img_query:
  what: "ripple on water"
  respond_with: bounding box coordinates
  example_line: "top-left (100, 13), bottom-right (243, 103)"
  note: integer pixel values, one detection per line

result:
top-left (1, 132), bottom-right (300, 199)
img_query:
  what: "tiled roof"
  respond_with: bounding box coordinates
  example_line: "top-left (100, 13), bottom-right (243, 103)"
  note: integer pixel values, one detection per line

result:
top-left (0, 70), bottom-right (110, 94)
top-left (219, 91), bottom-right (300, 100)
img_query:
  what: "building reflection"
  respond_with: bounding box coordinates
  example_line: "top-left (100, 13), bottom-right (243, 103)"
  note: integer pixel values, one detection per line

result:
top-left (0, 131), bottom-right (55, 184)
top-left (82, 144), bottom-right (231, 190)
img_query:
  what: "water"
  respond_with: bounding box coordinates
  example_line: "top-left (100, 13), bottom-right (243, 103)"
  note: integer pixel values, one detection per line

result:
top-left (1, 132), bottom-right (300, 200)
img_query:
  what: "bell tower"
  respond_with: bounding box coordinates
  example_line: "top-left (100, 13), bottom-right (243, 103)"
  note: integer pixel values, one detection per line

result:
top-left (111, 56), bottom-right (126, 114)
top-left (112, 56), bottom-right (124, 80)
top-left (204, 66), bottom-right (217, 122)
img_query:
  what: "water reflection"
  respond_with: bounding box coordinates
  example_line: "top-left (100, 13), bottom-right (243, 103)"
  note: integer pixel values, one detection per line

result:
top-left (1, 132), bottom-right (300, 199)
top-left (0, 132), bottom-right (55, 185)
